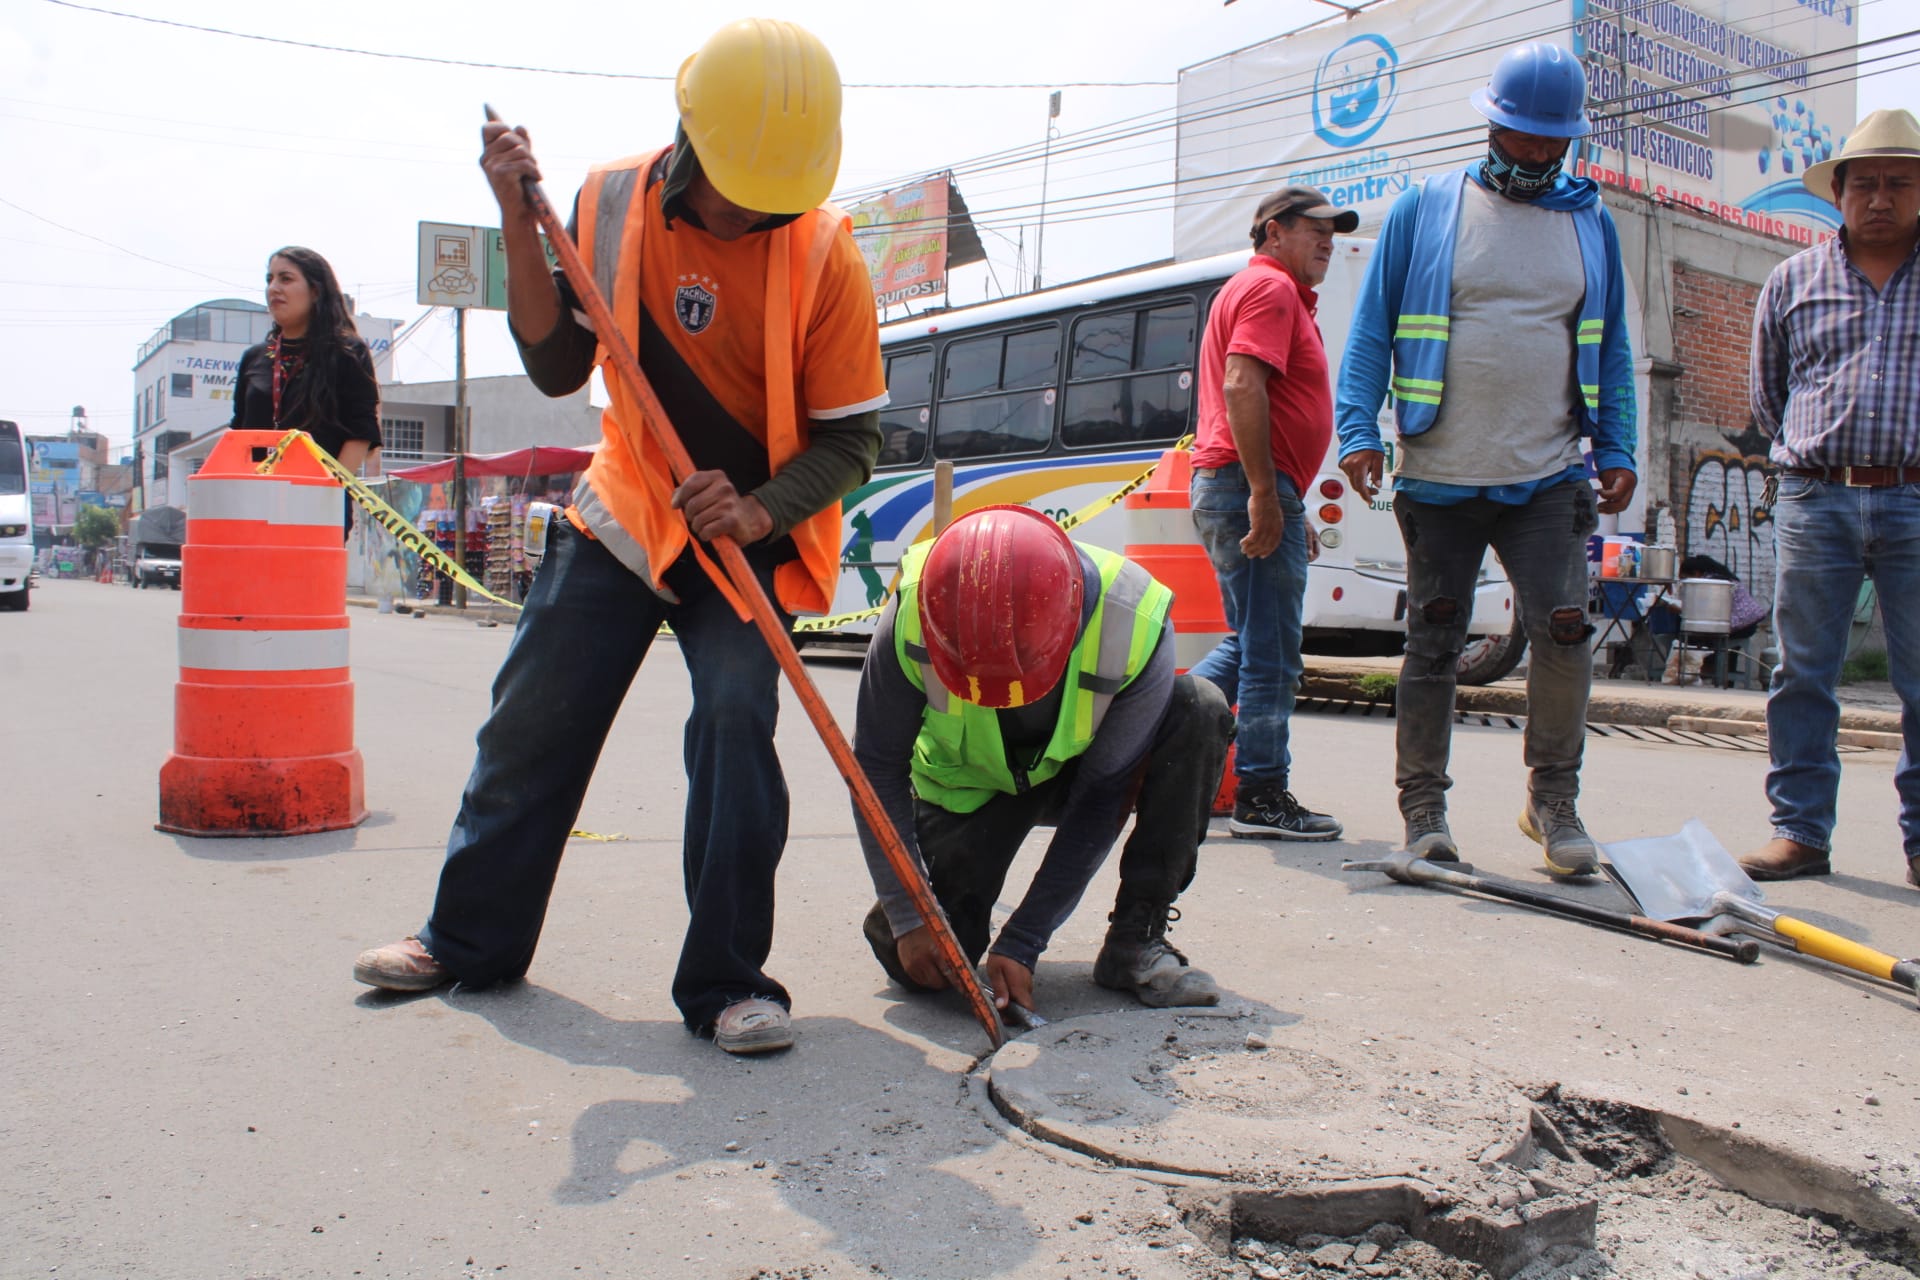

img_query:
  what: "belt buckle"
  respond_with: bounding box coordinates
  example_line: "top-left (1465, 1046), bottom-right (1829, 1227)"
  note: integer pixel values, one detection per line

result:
top-left (1842, 466), bottom-right (1873, 487)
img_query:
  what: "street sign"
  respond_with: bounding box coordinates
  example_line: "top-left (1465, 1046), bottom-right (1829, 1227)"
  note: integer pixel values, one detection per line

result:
top-left (418, 221), bottom-right (559, 310)
top-left (485, 228), bottom-right (560, 311)
top-left (417, 223), bottom-right (486, 307)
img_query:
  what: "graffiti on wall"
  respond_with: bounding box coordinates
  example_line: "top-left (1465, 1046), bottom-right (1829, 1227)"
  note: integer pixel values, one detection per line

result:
top-left (1685, 449), bottom-right (1774, 598)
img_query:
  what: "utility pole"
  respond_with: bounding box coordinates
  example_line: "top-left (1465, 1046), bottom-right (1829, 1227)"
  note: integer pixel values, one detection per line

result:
top-left (453, 306), bottom-right (468, 610)
top-left (1034, 90), bottom-right (1061, 292)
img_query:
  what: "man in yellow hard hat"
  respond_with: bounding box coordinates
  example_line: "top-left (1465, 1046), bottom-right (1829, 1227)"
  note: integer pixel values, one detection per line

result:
top-left (355, 19), bottom-right (887, 1057)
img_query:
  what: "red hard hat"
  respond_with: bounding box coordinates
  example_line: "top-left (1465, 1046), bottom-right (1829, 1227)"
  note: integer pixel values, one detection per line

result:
top-left (918, 505), bottom-right (1084, 708)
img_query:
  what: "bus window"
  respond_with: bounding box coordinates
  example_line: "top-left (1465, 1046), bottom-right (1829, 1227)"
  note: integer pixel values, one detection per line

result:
top-left (878, 347), bottom-right (932, 467)
top-left (1062, 300), bottom-right (1195, 449)
top-left (933, 324), bottom-right (1059, 461)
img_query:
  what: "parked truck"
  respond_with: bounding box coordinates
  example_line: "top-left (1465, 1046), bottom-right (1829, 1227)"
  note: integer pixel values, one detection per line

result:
top-left (129, 505), bottom-right (186, 590)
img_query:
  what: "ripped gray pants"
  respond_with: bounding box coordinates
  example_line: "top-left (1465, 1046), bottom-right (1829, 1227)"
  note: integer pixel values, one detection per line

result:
top-left (1392, 479), bottom-right (1599, 818)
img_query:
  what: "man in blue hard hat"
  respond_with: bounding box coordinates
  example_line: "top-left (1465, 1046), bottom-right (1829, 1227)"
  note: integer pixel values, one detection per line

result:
top-left (1334, 43), bottom-right (1638, 876)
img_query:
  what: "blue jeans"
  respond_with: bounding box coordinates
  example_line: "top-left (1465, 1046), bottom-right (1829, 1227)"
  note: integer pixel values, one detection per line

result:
top-left (1187, 463), bottom-right (1308, 788)
top-left (1766, 476), bottom-right (1920, 860)
top-left (419, 522), bottom-right (795, 1030)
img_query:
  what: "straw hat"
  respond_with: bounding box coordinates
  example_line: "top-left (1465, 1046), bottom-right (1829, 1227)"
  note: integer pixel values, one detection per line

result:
top-left (1804, 108), bottom-right (1920, 202)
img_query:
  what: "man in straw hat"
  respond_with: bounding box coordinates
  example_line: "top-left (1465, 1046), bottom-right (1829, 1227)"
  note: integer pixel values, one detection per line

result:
top-left (1739, 108), bottom-right (1920, 887)
top-left (353, 19), bottom-right (887, 1056)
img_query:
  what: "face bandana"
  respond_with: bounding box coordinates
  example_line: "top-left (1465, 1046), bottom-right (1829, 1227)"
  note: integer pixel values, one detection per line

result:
top-left (1481, 130), bottom-right (1566, 200)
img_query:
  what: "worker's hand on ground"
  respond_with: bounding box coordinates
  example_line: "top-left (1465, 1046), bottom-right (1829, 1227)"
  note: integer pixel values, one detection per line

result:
top-left (895, 926), bottom-right (953, 990)
top-left (985, 952), bottom-right (1035, 1014)
top-left (672, 470), bottom-right (774, 544)
top-left (1596, 468), bottom-right (1637, 515)
top-left (1340, 450), bottom-right (1385, 504)
top-left (479, 122), bottom-right (541, 220)
top-left (1305, 524), bottom-right (1321, 563)
top-left (1241, 489), bottom-right (1284, 559)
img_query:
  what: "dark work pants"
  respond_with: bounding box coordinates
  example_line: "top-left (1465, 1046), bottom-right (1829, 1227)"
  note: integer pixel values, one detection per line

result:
top-left (1394, 479), bottom-right (1599, 817)
top-left (418, 523), bottom-right (794, 1031)
top-left (882, 674), bottom-right (1233, 967)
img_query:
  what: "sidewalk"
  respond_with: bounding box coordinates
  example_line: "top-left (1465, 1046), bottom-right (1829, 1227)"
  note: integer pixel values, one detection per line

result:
top-left (1302, 654), bottom-right (1905, 744)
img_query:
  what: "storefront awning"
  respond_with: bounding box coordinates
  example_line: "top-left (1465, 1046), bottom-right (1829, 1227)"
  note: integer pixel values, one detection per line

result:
top-left (387, 445), bottom-right (596, 483)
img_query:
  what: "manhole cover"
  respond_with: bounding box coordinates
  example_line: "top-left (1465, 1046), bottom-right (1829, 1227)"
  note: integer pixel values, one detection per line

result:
top-left (988, 1010), bottom-right (1539, 1185)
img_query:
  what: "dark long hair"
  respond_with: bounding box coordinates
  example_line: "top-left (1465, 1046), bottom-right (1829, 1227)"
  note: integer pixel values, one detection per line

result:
top-left (268, 246), bottom-right (368, 432)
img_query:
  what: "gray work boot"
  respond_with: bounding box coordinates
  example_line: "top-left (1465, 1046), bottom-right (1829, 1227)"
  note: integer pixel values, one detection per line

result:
top-left (1093, 902), bottom-right (1220, 1008)
top-left (1519, 796), bottom-right (1600, 877)
top-left (1403, 807), bottom-right (1460, 862)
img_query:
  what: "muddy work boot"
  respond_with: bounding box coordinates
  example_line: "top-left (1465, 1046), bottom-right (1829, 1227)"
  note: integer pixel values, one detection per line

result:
top-left (1093, 902), bottom-right (1219, 1008)
top-left (1403, 807), bottom-right (1460, 863)
top-left (1519, 796), bottom-right (1600, 878)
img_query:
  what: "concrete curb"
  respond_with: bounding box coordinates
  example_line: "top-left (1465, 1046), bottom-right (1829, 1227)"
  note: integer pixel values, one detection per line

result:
top-left (1299, 658), bottom-right (1905, 737)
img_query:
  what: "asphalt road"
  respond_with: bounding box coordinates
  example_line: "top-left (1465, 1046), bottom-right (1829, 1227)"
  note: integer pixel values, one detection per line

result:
top-left (6, 578), bottom-right (1917, 1279)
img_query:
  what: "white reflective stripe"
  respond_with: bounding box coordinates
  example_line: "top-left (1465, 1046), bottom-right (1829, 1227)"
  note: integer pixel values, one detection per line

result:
top-left (192, 478), bottom-right (342, 527)
top-left (179, 627), bottom-right (350, 671)
top-left (1173, 630), bottom-right (1224, 671)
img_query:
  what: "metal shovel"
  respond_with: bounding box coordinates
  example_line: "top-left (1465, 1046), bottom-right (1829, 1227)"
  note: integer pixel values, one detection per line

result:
top-left (1602, 819), bottom-right (1920, 1005)
top-left (1342, 850), bottom-right (1758, 963)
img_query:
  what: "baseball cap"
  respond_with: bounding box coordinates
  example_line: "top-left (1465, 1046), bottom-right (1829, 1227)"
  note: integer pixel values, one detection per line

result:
top-left (1250, 186), bottom-right (1360, 242)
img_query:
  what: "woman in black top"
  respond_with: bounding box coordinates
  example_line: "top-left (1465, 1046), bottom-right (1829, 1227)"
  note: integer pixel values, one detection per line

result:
top-left (230, 246), bottom-right (383, 489)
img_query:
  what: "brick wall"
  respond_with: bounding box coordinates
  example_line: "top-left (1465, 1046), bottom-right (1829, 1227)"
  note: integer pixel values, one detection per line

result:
top-left (1669, 263), bottom-right (1774, 594)
top-left (1670, 263), bottom-right (1760, 438)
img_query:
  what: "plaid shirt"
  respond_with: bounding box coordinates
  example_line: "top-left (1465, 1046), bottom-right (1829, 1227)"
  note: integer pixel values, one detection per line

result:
top-left (1751, 231), bottom-right (1920, 467)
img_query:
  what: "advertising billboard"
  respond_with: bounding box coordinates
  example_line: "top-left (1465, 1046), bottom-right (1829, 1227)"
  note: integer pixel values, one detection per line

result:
top-left (1173, 0), bottom-right (1858, 258)
top-left (848, 177), bottom-right (954, 309)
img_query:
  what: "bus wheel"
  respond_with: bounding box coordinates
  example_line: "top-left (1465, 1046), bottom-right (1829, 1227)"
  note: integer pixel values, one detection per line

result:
top-left (1457, 622), bottom-right (1526, 685)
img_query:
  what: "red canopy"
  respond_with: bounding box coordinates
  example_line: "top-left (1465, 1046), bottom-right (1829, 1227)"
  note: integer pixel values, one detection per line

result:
top-left (387, 445), bottom-right (596, 483)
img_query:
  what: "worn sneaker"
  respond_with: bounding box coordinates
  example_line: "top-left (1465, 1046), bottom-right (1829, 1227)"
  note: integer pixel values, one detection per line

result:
top-left (1093, 902), bottom-right (1219, 1008)
top-left (1404, 808), bottom-right (1460, 862)
top-left (713, 998), bottom-right (793, 1055)
top-left (1518, 797), bottom-right (1600, 877)
top-left (1230, 785), bottom-right (1343, 841)
top-left (353, 936), bottom-right (449, 992)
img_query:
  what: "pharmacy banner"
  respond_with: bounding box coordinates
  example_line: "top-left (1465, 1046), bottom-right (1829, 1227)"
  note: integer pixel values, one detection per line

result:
top-left (1172, 0), bottom-right (1859, 257)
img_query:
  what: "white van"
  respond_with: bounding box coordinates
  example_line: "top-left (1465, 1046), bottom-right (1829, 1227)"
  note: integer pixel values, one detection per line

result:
top-left (0, 421), bottom-right (32, 611)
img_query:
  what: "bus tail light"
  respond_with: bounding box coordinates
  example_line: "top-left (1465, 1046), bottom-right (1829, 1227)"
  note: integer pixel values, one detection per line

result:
top-left (1318, 528), bottom-right (1343, 549)
top-left (1318, 503), bottom-right (1344, 525)
top-left (1319, 478), bottom-right (1344, 499)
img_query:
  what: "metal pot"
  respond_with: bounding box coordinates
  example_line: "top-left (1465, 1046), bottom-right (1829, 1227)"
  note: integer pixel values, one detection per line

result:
top-left (1680, 578), bottom-right (1734, 634)
top-left (1640, 546), bottom-right (1677, 580)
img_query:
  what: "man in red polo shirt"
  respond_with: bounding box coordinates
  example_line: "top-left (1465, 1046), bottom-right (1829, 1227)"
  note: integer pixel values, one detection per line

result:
top-left (1188, 186), bottom-right (1357, 839)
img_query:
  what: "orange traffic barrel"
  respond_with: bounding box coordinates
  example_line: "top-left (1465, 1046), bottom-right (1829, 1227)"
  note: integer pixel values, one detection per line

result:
top-left (1121, 449), bottom-right (1238, 816)
top-left (157, 429), bottom-right (366, 836)
top-left (1122, 449), bottom-right (1230, 674)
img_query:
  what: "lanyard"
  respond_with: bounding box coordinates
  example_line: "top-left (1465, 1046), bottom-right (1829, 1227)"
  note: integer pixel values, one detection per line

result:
top-left (266, 331), bottom-right (306, 427)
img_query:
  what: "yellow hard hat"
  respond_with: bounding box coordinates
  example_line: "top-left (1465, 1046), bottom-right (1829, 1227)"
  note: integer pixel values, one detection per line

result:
top-left (676, 19), bottom-right (843, 216)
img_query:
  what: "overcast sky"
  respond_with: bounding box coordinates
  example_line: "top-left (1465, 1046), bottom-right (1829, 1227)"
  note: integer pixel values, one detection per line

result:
top-left (3, 0), bottom-right (1914, 456)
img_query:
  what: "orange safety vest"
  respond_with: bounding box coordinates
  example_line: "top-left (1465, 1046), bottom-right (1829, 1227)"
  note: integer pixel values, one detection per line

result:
top-left (566, 147), bottom-right (849, 617)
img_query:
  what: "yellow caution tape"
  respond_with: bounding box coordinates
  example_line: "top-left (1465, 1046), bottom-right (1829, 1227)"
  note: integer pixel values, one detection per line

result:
top-left (253, 431), bottom-right (1196, 632)
top-left (568, 829), bottom-right (628, 842)
top-left (256, 430), bottom-right (524, 610)
top-left (791, 436), bottom-right (1195, 634)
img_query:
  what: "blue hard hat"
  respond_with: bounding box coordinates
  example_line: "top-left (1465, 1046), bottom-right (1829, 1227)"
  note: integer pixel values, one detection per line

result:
top-left (1471, 43), bottom-right (1591, 138)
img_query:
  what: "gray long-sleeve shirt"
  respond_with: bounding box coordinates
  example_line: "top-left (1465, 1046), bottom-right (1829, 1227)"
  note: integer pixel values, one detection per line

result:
top-left (850, 570), bottom-right (1175, 971)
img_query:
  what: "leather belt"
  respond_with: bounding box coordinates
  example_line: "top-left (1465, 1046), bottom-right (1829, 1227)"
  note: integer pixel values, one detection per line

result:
top-left (1783, 465), bottom-right (1920, 488)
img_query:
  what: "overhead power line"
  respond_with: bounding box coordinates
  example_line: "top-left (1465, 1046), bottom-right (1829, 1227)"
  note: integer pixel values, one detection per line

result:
top-left (0, 194), bottom-right (251, 290)
top-left (38, 0), bottom-right (1173, 89)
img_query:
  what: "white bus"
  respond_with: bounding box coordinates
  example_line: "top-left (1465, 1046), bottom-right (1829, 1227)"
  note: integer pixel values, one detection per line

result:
top-left (822, 245), bottom-right (1526, 683)
top-left (0, 421), bottom-right (32, 611)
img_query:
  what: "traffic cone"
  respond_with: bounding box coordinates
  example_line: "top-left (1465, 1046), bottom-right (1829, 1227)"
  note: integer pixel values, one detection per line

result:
top-left (157, 430), bottom-right (366, 836)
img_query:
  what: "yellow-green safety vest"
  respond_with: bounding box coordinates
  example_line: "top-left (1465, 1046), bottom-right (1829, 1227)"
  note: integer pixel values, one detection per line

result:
top-left (894, 541), bottom-right (1173, 814)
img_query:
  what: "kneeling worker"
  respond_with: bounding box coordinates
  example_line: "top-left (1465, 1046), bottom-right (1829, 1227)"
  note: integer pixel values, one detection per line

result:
top-left (851, 505), bottom-right (1235, 1017)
